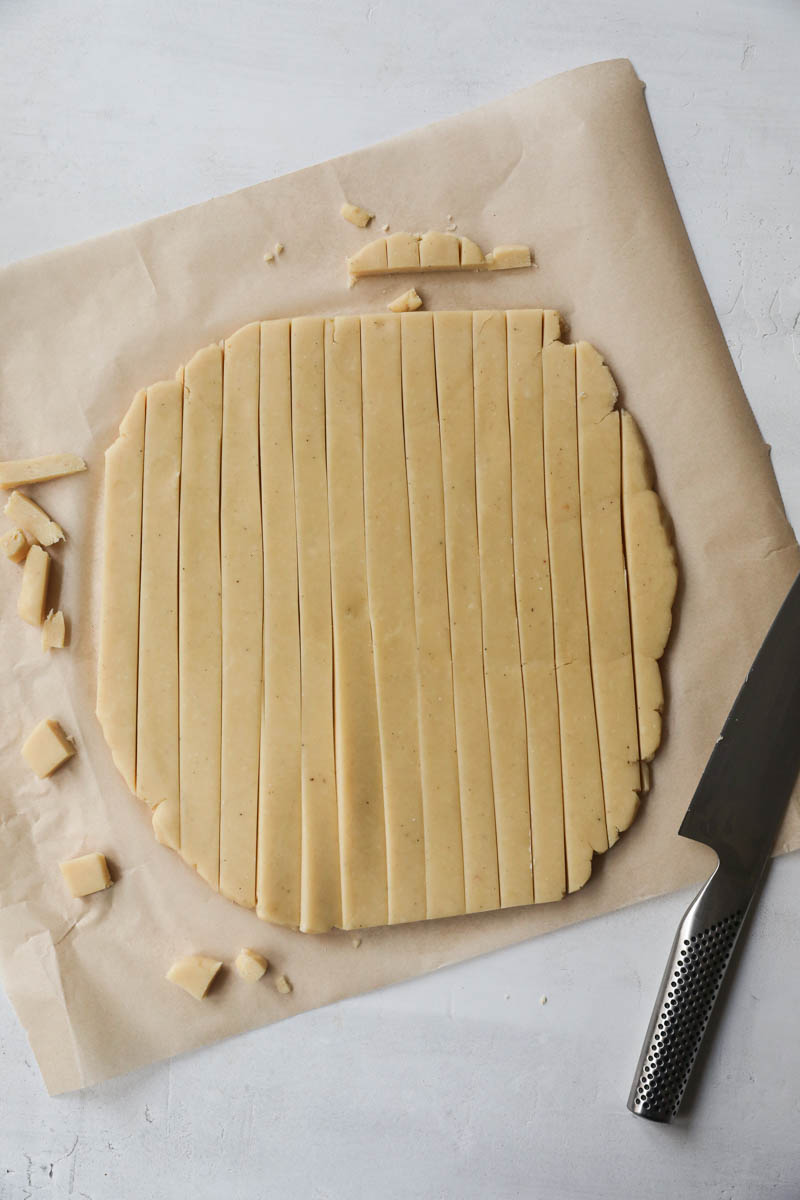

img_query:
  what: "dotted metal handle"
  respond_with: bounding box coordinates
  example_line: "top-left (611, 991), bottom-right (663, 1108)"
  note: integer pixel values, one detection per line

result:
top-left (628, 866), bottom-right (749, 1122)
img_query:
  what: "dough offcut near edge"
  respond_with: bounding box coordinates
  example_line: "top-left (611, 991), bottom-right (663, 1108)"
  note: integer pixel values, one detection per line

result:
top-left (96, 389), bottom-right (145, 793)
top-left (473, 311), bottom-right (533, 909)
top-left (401, 312), bottom-right (465, 920)
top-left (136, 377), bottom-right (182, 851)
top-left (220, 322), bottom-right (264, 908)
top-left (361, 314), bottom-right (427, 925)
top-left (257, 320), bottom-right (302, 928)
top-left (577, 343), bottom-right (642, 845)
top-left (292, 317), bottom-right (341, 933)
top-left (179, 345), bottom-right (223, 889)
top-left (621, 411), bottom-right (678, 761)
top-left (325, 315), bottom-right (388, 930)
top-left (543, 340), bottom-right (608, 892)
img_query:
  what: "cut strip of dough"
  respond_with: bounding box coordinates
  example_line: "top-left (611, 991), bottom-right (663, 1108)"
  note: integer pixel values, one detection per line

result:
top-left (220, 323), bottom-right (263, 907)
top-left (292, 317), bottom-right (341, 933)
top-left (0, 453), bottom-right (86, 489)
top-left (621, 411), bottom-right (678, 761)
top-left (137, 378), bottom-right (182, 850)
top-left (507, 309), bottom-right (565, 903)
top-left (96, 389), bottom-right (145, 793)
top-left (401, 312), bottom-right (465, 920)
top-left (361, 314), bottom-right (427, 925)
top-left (473, 311), bottom-right (532, 908)
top-left (257, 320), bottom-right (302, 928)
top-left (433, 311), bottom-right (499, 913)
top-left (179, 346), bottom-right (223, 888)
top-left (577, 343), bottom-right (642, 844)
top-left (542, 340), bottom-right (607, 892)
top-left (325, 316), bottom-right (387, 930)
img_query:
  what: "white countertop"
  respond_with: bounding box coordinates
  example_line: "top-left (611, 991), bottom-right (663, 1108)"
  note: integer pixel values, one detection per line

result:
top-left (1, 2), bottom-right (799, 1196)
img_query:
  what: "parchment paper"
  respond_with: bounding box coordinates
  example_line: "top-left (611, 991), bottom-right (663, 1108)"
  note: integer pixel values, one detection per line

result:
top-left (1, 58), bottom-right (798, 1095)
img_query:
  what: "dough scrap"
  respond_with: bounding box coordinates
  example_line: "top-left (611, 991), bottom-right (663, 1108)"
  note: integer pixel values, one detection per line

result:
top-left (18, 543), bottom-right (50, 625)
top-left (22, 718), bottom-right (75, 778)
top-left (348, 233), bottom-right (532, 281)
top-left (0, 453), bottom-right (86, 489)
top-left (4, 489), bottom-right (64, 545)
top-left (1, 528), bottom-right (28, 563)
top-left (41, 609), bottom-right (66, 651)
top-left (60, 852), bottom-right (111, 897)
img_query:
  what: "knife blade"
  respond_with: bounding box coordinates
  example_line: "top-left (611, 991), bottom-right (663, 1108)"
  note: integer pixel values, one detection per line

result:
top-left (628, 569), bottom-right (800, 1122)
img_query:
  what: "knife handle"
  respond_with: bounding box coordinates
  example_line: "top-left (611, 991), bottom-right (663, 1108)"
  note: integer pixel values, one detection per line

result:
top-left (628, 860), bottom-right (751, 1122)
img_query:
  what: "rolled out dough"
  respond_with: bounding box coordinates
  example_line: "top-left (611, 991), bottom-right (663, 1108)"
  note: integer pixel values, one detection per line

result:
top-left (99, 310), bottom-right (675, 931)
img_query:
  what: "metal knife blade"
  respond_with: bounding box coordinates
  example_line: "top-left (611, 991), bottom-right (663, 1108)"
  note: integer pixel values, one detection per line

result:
top-left (678, 569), bottom-right (800, 884)
top-left (629, 569), bottom-right (800, 1122)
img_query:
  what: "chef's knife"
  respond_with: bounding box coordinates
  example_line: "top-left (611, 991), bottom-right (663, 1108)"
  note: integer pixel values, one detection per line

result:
top-left (628, 570), bottom-right (800, 1123)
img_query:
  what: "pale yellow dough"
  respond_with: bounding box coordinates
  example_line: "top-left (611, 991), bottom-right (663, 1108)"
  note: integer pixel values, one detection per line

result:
top-left (137, 378), bottom-right (182, 851)
top-left (473, 311), bottom-right (532, 908)
top-left (577, 343), bottom-right (641, 843)
top-left (1, 528), bottom-right (28, 563)
top-left (60, 852), bottom-right (111, 897)
top-left (166, 954), bottom-right (222, 1000)
top-left (220, 323), bottom-right (263, 907)
top-left (387, 287), bottom-right (422, 313)
top-left (348, 233), bottom-right (532, 280)
top-left (507, 310), bottom-right (565, 903)
top-left (257, 320), bottom-right (302, 928)
top-left (340, 201), bottom-right (374, 228)
top-left (41, 609), bottom-right (66, 651)
top-left (433, 312), bottom-right (499, 913)
top-left (362, 315), bottom-right (426, 925)
top-left (401, 313), bottom-right (465, 920)
top-left (99, 309), bottom-right (675, 931)
top-left (543, 341), bottom-right (607, 892)
top-left (0, 453), bottom-right (86, 489)
top-left (621, 411), bottom-right (678, 760)
top-left (5, 489), bottom-right (64, 545)
top-left (325, 317), bottom-right (387, 930)
top-left (22, 718), bottom-right (75, 778)
top-left (292, 318), bottom-right (341, 933)
top-left (179, 347), bottom-right (223, 888)
top-left (235, 948), bottom-right (268, 981)
top-left (96, 391), bottom-right (145, 793)
top-left (18, 544), bottom-right (50, 625)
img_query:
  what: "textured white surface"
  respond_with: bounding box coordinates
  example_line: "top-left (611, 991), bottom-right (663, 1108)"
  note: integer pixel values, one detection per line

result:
top-left (1, 1), bottom-right (799, 1197)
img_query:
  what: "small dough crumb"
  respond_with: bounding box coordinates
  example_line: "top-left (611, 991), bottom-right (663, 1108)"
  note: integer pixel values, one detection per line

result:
top-left (351, 936), bottom-right (362, 949)
top-left (18, 545), bottom-right (51, 625)
top-left (167, 954), bottom-right (223, 1000)
top-left (540, 994), bottom-right (548, 1006)
top-left (340, 202), bottom-right (374, 228)
top-left (1, 528), bottom-right (28, 563)
top-left (60, 852), bottom-right (112, 898)
top-left (42, 609), bottom-right (66, 651)
top-left (387, 287), bottom-right (423, 314)
top-left (275, 973), bottom-right (293, 995)
top-left (381, 223), bottom-right (390, 232)
top-left (21, 717), bottom-right (75, 778)
top-left (275, 242), bottom-right (284, 255)
top-left (235, 947), bottom-right (269, 981)
top-left (263, 252), bottom-right (275, 263)
top-left (446, 222), bottom-right (457, 232)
